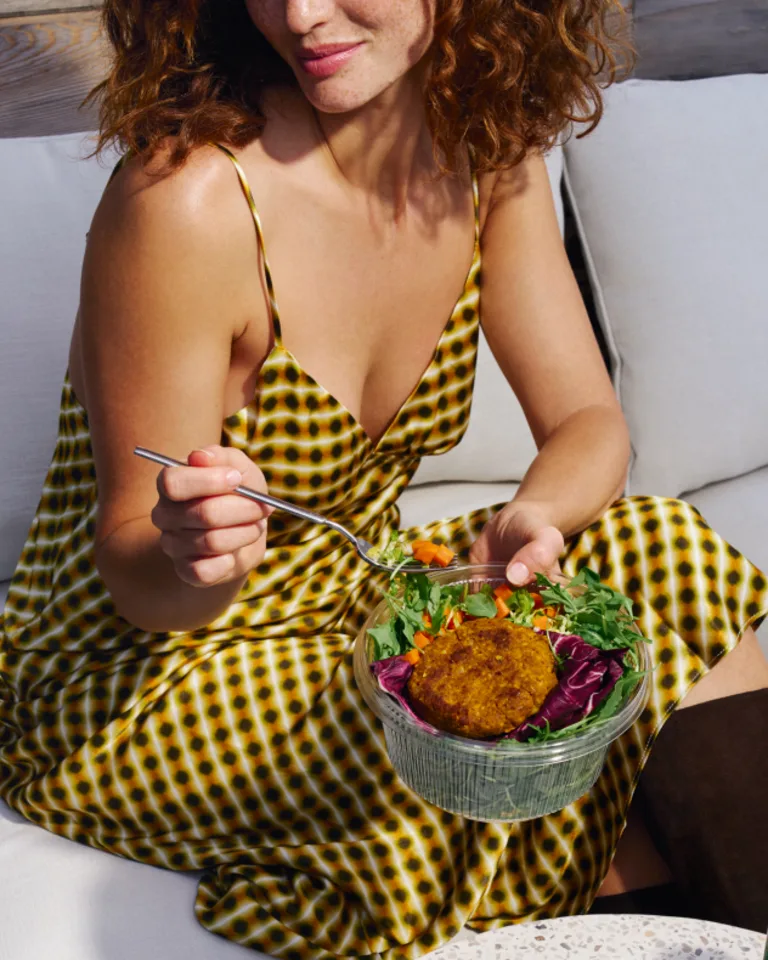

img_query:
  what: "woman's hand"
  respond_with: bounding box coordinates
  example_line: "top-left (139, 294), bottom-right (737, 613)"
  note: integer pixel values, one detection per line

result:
top-left (469, 501), bottom-right (565, 586)
top-left (151, 445), bottom-right (271, 587)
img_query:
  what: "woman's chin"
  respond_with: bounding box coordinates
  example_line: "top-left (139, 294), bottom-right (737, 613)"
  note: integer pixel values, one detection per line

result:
top-left (300, 89), bottom-right (374, 116)
top-left (296, 73), bottom-right (396, 117)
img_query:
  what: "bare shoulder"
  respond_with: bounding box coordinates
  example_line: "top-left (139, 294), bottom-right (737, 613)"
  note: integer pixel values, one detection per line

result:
top-left (90, 141), bottom-right (253, 257)
top-left (477, 153), bottom-right (554, 231)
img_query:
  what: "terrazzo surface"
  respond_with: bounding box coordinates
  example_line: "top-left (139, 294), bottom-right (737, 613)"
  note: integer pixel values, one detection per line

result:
top-left (429, 915), bottom-right (766, 959)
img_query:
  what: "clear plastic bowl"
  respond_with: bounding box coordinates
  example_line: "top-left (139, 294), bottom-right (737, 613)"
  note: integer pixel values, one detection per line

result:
top-left (354, 564), bottom-right (650, 822)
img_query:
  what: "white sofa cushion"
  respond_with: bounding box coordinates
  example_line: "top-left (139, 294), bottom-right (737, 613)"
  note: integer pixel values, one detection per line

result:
top-left (685, 466), bottom-right (768, 585)
top-left (398, 481), bottom-right (518, 529)
top-left (0, 134), bottom-right (119, 580)
top-left (0, 799), bottom-right (263, 960)
top-left (411, 148), bottom-right (564, 486)
top-left (564, 76), bottom-right (768, 499)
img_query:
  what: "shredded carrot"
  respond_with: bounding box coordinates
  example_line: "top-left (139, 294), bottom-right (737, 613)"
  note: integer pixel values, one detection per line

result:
top-left (494, 595), bottom-right (511, 618)
top-left (433, 544), bottom-right (455, 567)
top-left (403, 649), bottom-right (422, 666)
top-left (413, 631), bottom-right (433, 650)
top-left (493, 584), bottom-right (514, 602)
top-left (446, 609), bottom-right (464, 628)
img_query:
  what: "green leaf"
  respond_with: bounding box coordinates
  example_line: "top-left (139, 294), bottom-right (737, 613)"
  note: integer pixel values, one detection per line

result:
top-left (368, 621), bottom-right (400, 660)
top-left (463, 592), bottom-right (498, 618)
top-left (427, 583), bottom-right (443, 617)
top-left (430, 598), bottom-right (446, 635)
top-left (595, 669), bottom-right (644, 721)
top-left (507, 588), bottom-right (534, 618)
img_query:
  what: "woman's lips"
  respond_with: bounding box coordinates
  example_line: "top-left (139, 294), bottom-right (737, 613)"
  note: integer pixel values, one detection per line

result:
top-left (297, 43), bottom-right (363, 79)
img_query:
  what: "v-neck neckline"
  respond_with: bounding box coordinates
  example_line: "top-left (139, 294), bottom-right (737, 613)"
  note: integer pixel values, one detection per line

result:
top-left (217, 143), bottom-right (481, 451)
top-left (271, 237), bottom-right (480, 451)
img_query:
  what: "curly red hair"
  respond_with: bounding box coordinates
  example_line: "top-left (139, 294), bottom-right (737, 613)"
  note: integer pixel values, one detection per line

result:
top-left (90, 0), bottom-right (633, 171)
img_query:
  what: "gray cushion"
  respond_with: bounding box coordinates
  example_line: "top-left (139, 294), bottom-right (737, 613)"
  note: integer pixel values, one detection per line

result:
top-left (397, 481), bottom-right (518, 530)
top-left (564, 75), bottom-right (768, 498)
top-left (0, 134), bottom-right (118, 580)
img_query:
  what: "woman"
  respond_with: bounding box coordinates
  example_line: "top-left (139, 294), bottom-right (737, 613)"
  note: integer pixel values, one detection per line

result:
top-left (1, 0), bottom-right (766, 956)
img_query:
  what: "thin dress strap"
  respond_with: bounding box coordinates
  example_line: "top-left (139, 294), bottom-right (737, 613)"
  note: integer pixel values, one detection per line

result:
top-left (214, 143), bottom-right (283, 345)
top-left (470, 164), bottom-right (480, 246)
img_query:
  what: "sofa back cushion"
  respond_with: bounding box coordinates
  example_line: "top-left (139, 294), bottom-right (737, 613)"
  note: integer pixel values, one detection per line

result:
top-left (0, 134), bottom-right (118, 579)
top-left (564, 75), bottom-right (768, 497)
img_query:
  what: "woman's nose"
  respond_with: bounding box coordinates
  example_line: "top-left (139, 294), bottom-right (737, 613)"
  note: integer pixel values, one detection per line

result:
top-left (284, 0), bottom-right (335, 35)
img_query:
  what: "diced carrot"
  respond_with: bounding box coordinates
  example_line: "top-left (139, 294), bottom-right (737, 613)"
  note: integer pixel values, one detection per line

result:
top-left (530, 592), bottom-right (544, 610)
top-left (532, 613), bottom-right (549, 629)
top-left (413, 543), bottom-right (439, 564)
top-left (432, 544), bottom-right (455, 567)
top-left (422, 611), bottom-right (432, 627)
top-left (544, 606), bottom-right (558, 618)
top-left (411, 540), bottom-right (431, 552)
top-left (403, 649), bottom-right (422, 666)
top-left (413, 631), bottom-right (433, 650)
top-left (494, 584), bottom-right (514, 602)
top-left (494, 595), bottom-right (511, 618)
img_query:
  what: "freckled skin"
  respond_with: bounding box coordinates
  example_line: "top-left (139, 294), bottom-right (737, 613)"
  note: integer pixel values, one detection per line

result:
top-left (407, 620), bottom-right (558, 738)
top-left (245, 0), bottom-right (436, 115)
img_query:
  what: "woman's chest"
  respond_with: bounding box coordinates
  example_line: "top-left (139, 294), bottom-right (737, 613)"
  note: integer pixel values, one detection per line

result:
top-left (233, 191), bottom-right (478, 445)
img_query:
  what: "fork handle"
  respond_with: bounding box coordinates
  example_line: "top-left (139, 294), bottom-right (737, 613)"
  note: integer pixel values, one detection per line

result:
top-left (133, 447), bottom-right (356, 545)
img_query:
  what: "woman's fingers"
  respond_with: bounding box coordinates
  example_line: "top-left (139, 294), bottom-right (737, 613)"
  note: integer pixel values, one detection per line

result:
top-left (175, 553), bottom-right (238, 588)
top-left (157, 445), bottom-right (271, 507)
top-left (150, 446), bottom-right (272, 586)
top-left (159, 521), bottom-right (266, 559)
top-left (467, 524), bottom-right (494, 564)
top-left (158, 463), bottom-right (243, 502)
top-left (152, 492), bottom-right (268, 532)
top-left (506, 526), bottom-right (565, 585)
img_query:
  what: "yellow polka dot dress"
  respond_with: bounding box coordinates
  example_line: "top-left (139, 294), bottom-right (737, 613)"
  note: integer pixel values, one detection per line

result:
top-left (1, 147), bottom-right (766, 959)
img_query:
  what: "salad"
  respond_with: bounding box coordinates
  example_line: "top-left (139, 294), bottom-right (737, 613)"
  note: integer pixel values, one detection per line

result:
top-left (368, 535), bottom-right (648, 744)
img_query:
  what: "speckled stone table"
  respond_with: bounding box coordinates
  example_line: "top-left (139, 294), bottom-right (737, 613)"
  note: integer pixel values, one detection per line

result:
top-left (430, 915), bottom-right (766, 959)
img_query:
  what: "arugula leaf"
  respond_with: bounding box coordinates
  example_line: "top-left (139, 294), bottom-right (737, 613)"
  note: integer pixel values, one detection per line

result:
top-left (462, 591), bottom-right (498, 618)
top-left (368, 621), bottom-right (400, 661)
top-left (427, 583), bottom-right (443, 617)
top-left (508, 588), bottom-right (535, 618)
top-left (594, 668), bottom-right (645, 722)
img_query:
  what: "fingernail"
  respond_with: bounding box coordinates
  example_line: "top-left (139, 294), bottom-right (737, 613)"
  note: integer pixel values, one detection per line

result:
top-left (226, 469), bottom-right (242, 487)
top-left (507, 562), bottom-right (529, 585)
top-left (193, 448), bottom-right (214, 461)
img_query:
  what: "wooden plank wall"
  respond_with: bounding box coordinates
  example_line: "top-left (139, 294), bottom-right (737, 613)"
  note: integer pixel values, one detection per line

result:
top-left (0, 2), bottom-right (106, 137)
top-left (1, 0), bottom-right (767, 138)
top-left (633, 0), bottom-right (768, 80)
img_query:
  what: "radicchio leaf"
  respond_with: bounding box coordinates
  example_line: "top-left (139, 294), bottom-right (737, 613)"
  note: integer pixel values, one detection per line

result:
top-left (370, 656), bottom-right (439, 733)
top-left (507, 631), bottom-right (625, 742)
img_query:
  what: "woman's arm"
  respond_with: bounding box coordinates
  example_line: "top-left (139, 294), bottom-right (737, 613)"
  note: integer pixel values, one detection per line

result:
top-left (470, 155), bottom-right (630, 579)
top-left (78, 148), bottom-right (270, 632)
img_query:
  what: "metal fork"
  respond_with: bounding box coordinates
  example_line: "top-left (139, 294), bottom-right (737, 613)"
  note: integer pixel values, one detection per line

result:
top-left (134, 447), bottom-right (455, 575)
